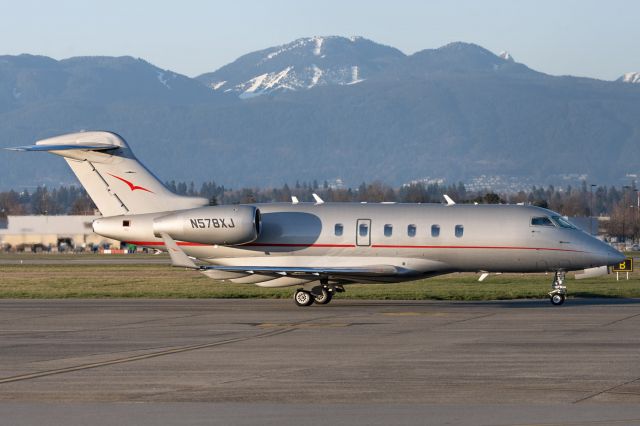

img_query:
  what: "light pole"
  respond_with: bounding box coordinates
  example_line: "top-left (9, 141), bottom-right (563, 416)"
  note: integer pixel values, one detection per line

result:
top-left (622, 186), bottom-right (631, 245)
top-left (634, 189), bottom-right (639, 243)
top-left (590, 184), bottom-right (597, 235)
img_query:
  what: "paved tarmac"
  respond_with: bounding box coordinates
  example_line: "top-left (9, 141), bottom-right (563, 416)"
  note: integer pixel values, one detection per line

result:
top-left (0, 257), bottom-right (169, 265)
top-left (1, 298), bottom-right (640, 425)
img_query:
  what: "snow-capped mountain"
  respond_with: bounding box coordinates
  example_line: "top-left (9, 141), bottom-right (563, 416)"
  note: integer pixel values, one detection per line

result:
top-left (618, 72), bottom-right (640, 83)
top-left (3, 38), bottom-right (640, 191)
top-left (196, 36), bottom-right (404, 98)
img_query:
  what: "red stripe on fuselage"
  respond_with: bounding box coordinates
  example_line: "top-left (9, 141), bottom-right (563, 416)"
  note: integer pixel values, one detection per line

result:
top-left (245, 243), bottom-right (356, 248)
top-left (126, 241), bottom-right (355, 248)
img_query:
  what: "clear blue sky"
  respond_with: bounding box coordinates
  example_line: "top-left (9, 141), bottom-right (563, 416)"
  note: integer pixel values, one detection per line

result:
top-left (1, 0), bottom-right (637, 80)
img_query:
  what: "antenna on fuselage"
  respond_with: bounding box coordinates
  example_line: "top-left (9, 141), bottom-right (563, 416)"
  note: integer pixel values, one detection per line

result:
top-left (312, 193), bottom-right (325, 205)
top-left (443, 194), bottom-right (456, 206)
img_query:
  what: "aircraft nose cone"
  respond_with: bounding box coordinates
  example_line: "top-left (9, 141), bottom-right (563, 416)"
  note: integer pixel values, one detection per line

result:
top-left (599, 244), bottom-right (625, 266)
top-left (588, 238), bottom-right (625, 267)
top-left (608, 248), bottom-right (626, 266)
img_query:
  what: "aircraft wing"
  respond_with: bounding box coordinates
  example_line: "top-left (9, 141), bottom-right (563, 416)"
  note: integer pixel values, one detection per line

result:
top-left (199, 264), bottom-right (399, 278)
top-left (160, 232), bottom-right (401, 281)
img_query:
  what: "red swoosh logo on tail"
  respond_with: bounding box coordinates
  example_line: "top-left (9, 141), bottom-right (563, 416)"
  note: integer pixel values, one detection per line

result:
top-left (108, 173), bottom-right (154, 193)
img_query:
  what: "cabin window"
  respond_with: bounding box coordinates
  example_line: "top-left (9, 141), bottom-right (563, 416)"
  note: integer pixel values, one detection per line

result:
top-left (455, 225), bottom-right (464, 238)
top-left (384, 224), bottom-right (393, 237)
top-left (407, 224), bottom-right (416, 237)
top-left (122, 220), bottom-right (130, 227)
top-left (431, 224), bottom-right (440, 237)
top-left (531, 217), bottom-right (554, 227)
top-left (359, 223), bottom-right (369, 237)
top-left (334, 223), bottom-right (343, 236)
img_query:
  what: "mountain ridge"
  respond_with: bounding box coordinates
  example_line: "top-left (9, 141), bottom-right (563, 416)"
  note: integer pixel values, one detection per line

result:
top-left (0, 37), bottom-right (639, 191)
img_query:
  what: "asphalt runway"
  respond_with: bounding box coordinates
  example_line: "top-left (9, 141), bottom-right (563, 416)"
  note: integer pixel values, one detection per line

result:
top-left (1, 298), bottom-right (640, 425)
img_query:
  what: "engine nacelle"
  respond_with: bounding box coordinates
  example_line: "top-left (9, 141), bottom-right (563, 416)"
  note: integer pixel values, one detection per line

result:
top-left (153, 205), bottom-right (260, 245)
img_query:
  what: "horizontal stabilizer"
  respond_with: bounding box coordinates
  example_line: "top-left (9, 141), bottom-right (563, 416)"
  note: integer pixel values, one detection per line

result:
top-left (9, 131), bottom-right (209, 216)
top-left (6, 143), bottom-right (119, 152)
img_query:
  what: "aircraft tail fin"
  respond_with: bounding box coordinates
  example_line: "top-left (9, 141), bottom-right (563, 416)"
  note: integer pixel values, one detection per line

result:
top-left (9, 131), bottom-right (208, 216)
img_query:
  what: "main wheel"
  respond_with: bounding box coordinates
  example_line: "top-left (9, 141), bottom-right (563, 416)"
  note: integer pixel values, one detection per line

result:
top-left (313, 288), bottom-right (333, 305)
top-left (550, 293), bottom-right (565, 306)
top-left (294, 290), bottom-right (314, 307)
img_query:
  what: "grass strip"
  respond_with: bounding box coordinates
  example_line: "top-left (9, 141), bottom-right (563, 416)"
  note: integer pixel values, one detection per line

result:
top-left (1, 262), bottom-right (639, 300)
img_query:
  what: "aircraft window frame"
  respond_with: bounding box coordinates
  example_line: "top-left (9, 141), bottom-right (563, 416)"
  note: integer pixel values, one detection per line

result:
top-left (384, 224), bottom-right (393, 237)
top-left (455, 224), bottom-right (464, 238)
top-left (359, 223), bottom-right (369, 237)
top-left (334, 223), bottom-right (344, 236)
top-left (431, 224), bottom-right (440, 238)
top-left (531, 216), bottom-right (554, 227)
top-left (407, 224), bottom-right (416, 237)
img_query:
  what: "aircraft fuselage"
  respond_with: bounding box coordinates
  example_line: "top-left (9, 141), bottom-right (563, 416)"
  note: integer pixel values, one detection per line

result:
top-left (93, 202), bottom-right (622, 281)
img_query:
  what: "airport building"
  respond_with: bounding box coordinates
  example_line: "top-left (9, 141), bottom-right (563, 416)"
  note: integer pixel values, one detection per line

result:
top-left (0, 215), bottom-right (119, 252)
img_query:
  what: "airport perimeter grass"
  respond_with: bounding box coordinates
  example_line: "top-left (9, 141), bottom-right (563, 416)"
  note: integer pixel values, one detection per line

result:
top-left (1, 257), bottom-right (639, 300)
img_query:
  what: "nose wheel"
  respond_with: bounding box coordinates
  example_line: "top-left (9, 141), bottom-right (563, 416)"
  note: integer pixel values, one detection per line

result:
top-left (550, 292), bottom-right (566, 306)
top-left (548, 271), bottom-right (567, 306)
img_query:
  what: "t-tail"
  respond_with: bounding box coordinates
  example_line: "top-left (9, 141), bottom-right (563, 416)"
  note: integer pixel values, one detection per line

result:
top-left (8, 131), bottom-right (208, 216)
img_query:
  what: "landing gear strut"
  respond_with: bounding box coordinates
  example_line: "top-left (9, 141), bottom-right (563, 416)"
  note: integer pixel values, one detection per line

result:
top-left (548, 271), bottom-right (567, 306)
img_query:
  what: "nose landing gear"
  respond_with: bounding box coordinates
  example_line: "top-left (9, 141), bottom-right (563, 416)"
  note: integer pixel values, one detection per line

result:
top-left (548, 271), bottom-right (567, 306)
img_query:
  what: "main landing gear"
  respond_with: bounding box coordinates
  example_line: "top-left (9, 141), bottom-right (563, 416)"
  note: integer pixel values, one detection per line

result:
top-left (293, 282), bottom-right (344, 307)
top-left (548, 271), bottom-right (567, 306)
top-left (294, 289), bottom-right (315, 307)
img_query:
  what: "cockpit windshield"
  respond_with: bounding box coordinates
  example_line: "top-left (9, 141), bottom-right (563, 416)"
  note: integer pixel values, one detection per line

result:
top-left (550, 215), bottom-right (577, 229)
top-left (531, 215), bottom-right (578, 229)
top-left (531, 217), bottom-right (554, 226)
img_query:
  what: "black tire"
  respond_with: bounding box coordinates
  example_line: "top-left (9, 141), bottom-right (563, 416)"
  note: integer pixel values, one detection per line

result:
top-left (550, 293), bottom-right (565, 306)
top-left (294, 290), bottom-right (314, 307)
top-left (313, 288), bottom-right (333, 305)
